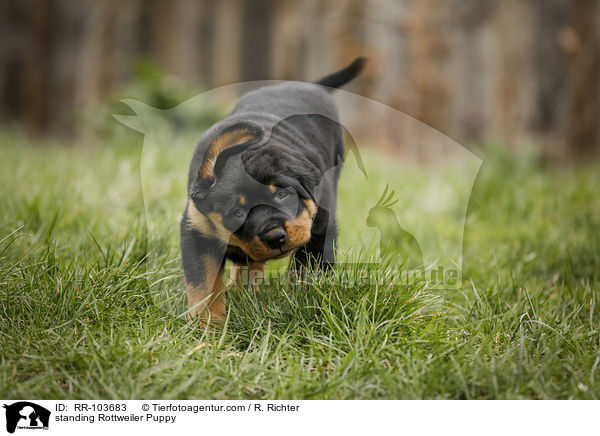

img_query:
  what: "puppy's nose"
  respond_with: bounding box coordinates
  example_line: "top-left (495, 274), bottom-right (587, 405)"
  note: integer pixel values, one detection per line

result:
top-left (263, 227), bottom-right (287, 249)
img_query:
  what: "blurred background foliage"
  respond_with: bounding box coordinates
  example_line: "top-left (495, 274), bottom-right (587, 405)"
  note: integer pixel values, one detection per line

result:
top-left (0, 0), bottom-right (599, 159)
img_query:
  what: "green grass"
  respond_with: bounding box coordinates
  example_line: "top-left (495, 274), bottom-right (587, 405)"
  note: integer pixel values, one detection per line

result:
top-left (0, 128), bottom-right (599, 399)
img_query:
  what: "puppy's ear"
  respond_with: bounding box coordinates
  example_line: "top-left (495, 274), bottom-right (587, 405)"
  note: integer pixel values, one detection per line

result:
top-left (200, 121), bottom-right (264, 180)
top-left (190, 176), bottom-right (214, 200)
top-left (191, 121), bottom-right (264, 199)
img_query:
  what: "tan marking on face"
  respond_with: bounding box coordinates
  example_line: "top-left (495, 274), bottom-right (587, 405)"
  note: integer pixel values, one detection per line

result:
top-left (222, 226), bottom-right (259, 254)
top-left (187, 199), bottom-right (237, 245)
top-left (201, 129), bottom-right (256, 178)
top-left (233, 209), bottom-right (313, 262)
top-left (189, 196), bottom-right (315, 263)
top-left (248, 237), bottom-right (279, 261)
top-left (206, 212), bottom-right (234, 243)
top-left (235, 237), bottom-right (271, 261)
top-left (186, 256), bottom-right (226, 323)
top-left (285, 209), bottom-right (313, 248)
top-left (230, 236), bottom-right (286, 262)
top-left (187, 199), bottom-right (215, 237)
top-left (303, 199), bottom-right (317, 219)
top-left (239, 195), bottom-right (246, 206)
top-left (269, 183), bottom-right (276, 193)
top-left (228, 233), bottom-right (244, 248)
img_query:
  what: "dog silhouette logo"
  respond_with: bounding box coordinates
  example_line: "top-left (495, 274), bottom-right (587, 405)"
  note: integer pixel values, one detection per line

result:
top-left (114, 80), bottom-right (482, 303)
top-left (366, 185), bottom-right (423, 269)
top-left (3, 402), bottom-right (50, 433)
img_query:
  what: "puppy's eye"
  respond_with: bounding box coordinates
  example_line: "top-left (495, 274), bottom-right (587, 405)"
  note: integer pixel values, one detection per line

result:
top-left (275, 190), bottom-right (289, 200)
top-left (232, 208), bottom-right (246, 218)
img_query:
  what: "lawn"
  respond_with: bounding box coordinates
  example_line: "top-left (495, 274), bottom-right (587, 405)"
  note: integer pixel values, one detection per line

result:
top-left (1, 126), bottom-right (599, 399)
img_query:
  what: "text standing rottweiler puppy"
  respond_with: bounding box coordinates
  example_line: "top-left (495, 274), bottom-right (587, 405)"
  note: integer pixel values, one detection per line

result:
top-left (181, 57), bottom-right (366, 323)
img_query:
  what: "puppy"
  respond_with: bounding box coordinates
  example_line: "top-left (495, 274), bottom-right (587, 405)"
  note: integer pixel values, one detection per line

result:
top-left (181, 57), bottom-right (366, 322)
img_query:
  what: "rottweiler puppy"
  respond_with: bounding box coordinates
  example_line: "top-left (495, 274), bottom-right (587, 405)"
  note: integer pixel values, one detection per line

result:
top-left (181, 57), bottom-right (366, 323)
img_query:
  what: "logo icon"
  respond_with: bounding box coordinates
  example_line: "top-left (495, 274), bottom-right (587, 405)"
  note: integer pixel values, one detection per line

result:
top-left (366, 184), bottom-right (424, 268)
top-left (3, 402), bottom-right (50, 434)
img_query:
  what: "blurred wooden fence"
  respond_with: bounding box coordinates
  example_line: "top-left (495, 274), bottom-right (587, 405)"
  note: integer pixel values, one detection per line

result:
top-left (0, 0), bottom-right (598, 156)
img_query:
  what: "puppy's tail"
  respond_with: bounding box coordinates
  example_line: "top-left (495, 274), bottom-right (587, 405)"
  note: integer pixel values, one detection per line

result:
top-left (313, 57), bottom-right (367, 91)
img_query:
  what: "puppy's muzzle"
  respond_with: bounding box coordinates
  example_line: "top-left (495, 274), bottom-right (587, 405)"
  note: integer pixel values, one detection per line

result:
top-left (262, 226), bottom-right (287, 249)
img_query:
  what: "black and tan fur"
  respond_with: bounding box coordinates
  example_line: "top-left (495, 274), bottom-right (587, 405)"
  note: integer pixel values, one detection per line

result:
top-left (181, 57), bottom-right (366, 324)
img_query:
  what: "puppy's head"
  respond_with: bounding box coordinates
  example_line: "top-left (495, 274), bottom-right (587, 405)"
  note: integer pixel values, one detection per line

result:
top-left (188, 124), bottom-right (318, 262)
